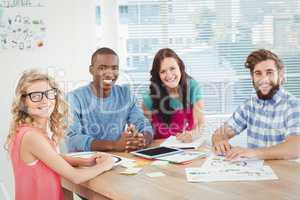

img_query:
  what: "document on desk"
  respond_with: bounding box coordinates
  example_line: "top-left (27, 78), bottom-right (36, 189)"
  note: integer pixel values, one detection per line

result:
top-left (201, 155), bottom-right (264, 169)
top-left (185, 155), bottom-right (277, 182)
top-left (157, 151), bottom-right (208, 164)
top-left (66, 151), bottom-right (130, 166)
top-left (160, 136), bottom-right (206, 149)
top-left (185, 166), bottom-right (278, 182)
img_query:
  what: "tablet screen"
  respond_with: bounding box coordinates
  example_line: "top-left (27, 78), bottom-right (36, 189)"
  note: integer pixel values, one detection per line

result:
top-left (135, 147), bottom-right (180, 156)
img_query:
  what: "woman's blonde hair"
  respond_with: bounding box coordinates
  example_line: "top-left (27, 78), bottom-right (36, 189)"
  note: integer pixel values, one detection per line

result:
top-left (5, 69), bottom-right (69, 150)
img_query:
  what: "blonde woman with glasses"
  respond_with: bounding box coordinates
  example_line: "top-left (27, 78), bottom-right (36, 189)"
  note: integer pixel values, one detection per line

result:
top-left (5, 69), bottom-right (114, 200)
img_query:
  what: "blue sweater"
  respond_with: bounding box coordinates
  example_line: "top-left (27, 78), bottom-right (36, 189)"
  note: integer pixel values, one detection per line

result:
top-left (65, 83), bottom-right (153, 152)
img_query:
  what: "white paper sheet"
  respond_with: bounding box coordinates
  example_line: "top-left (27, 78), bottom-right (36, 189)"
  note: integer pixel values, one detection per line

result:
top-left (160, 136), bottom-right (206, 149)
top-left (157, 151), bottom-right (208, 163)
top-left (67, 151), bottom-right (96, 158)
top-left (201, 155), bottom-right (264, 169)
top-left (146, 172), bottom-right (166, 178)
top-left (151, 160), bottom-right (169, 166)
top-left (185, 166), bottom-right (278, 182)
top-left (66, 151), bottom-right (131, 166)
top-left (290, 158), bottom-right (300, 164)
top-left (120, 167), bottom-right (142, 175)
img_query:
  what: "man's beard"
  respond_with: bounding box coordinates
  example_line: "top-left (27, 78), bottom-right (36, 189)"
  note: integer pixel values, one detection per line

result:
top-left (253, 82), bottom-right (280, 100)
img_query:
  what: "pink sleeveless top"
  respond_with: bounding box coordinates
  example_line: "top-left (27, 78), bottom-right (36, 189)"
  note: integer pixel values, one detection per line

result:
top-left (10, 125), bottom-right (64, 200)
top-left (151, 107), bottom-right (195, 139)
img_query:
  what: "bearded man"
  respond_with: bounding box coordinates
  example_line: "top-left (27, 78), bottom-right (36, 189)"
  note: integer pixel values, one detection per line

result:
top-left (212, 49), bottom-right (300, 160)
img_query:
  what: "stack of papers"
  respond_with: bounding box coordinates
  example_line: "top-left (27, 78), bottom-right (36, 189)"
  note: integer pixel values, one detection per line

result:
top-left (185, 155), bottom-right (278, 182)
top-left (160, 136), bottom-right (206, 149)
top-left (157, 151), bottom-right (208, 164)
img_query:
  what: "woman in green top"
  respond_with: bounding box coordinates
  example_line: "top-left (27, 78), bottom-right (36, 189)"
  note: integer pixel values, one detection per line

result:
top-left (142, 48), bottom-right (205, 142)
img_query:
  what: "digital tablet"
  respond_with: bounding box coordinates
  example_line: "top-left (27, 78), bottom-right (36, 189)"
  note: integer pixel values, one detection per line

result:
top-left (131, 146), bottom-right (183, 159)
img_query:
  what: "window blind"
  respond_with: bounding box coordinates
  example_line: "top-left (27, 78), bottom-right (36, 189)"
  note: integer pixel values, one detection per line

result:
top-left (97, 0), bottom-right (300, 115)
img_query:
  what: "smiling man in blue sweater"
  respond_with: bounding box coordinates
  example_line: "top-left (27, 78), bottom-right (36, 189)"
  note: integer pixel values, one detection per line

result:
top-left (66, 47), bottom-right (153, 152)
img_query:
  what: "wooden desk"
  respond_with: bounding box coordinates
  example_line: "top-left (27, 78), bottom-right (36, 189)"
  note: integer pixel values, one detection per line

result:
top-left (62, 145), bottom-right (300, 200)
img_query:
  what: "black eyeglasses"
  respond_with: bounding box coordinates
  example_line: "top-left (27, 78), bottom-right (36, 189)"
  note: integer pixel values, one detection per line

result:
top-left (23, 88), bottom-right (58, 102)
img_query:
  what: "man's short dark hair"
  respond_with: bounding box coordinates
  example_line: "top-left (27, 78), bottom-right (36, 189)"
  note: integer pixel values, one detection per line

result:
top-left (91, 47), bottom-right (118, 65)
top-left (245, 49), bottom-right (284, 73)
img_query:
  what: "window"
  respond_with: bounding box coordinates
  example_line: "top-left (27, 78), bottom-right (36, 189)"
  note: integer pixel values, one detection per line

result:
top-left (95, 5), bottom-right (101, 25)
top-left (98, 0), bottom-right (300, 115)
top-left (119, 5), bottom-right (128, 24)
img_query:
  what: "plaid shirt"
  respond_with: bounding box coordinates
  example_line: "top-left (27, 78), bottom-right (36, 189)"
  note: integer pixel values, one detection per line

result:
top-left (226, 88), bottom-right (300, 148)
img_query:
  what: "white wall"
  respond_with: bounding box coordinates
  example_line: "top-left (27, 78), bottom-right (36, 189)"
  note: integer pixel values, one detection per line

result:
top-left (0, 1), bottom-right (97, 198)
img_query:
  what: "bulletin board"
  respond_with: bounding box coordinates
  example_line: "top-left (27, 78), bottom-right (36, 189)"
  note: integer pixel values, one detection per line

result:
top-left (0, 0), bottom-right (46, 50)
